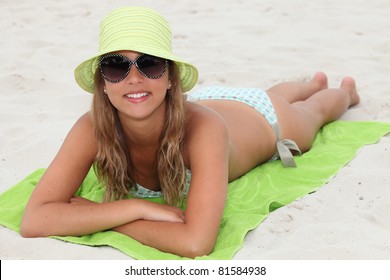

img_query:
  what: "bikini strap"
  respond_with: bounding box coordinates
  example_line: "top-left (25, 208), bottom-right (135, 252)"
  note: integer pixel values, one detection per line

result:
top-left (271, 123), bottom-right (302, 167)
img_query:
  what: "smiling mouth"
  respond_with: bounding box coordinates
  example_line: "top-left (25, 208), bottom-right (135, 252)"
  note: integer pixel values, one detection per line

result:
top-left (125, 92), bottom-right (149, 99)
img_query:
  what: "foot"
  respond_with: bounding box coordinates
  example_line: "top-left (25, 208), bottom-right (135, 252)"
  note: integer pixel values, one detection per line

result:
top-left (341, 77), bottom-right (360, 107)
top-left (312, 71), bottom-right (328, 90)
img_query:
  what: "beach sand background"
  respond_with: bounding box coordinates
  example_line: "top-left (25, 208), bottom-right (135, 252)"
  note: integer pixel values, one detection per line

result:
top-left (1, 0), bottom-right (389, 259)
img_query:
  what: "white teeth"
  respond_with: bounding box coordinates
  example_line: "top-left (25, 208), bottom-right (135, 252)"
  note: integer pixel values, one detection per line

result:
top-left (126, 92), bottom-right (148, 99)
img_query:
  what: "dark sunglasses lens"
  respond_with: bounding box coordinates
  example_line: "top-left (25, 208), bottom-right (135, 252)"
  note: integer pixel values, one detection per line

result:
top-left (100, 56), bottom-right (130, 82)
top-left (137, 55), bottom-right (167, 78)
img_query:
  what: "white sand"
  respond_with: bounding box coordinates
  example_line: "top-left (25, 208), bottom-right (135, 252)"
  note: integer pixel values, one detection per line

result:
top-left (1, 0), bottom-right (389, 259)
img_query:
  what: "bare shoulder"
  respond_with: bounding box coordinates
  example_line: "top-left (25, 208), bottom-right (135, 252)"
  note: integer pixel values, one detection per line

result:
top-left (183, 101), bottom-right (229, 167)
top-left (184, 102), bottom-right (228, 145)
top-left (72, 111), bottom-right (94, 135)
top-left (184, 101), bottom-right (227, 133)
top-left (29, 112), bottom-right (98, 203)
top-left (59, 112), bottom-right (97, 157)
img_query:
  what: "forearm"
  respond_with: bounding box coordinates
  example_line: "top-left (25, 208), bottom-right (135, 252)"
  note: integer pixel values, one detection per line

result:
top-left (21, 199), bottom-right (144, 237)
top-left (113, 220), bottom-right (215, 258)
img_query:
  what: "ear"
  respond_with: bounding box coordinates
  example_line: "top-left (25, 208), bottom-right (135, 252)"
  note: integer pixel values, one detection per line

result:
top-left (167, 81), bottom-right (172, 89)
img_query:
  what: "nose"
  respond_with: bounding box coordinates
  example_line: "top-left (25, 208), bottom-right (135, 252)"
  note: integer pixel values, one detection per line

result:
top-left (125, 63), bottom-right (144, 84)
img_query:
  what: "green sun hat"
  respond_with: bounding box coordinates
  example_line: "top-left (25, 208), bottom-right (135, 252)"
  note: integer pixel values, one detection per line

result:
top-left (74, 6), bottom-right (198, 93)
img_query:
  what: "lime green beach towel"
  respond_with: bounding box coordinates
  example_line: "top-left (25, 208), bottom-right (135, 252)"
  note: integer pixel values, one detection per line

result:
top-left (0, 121), bottom-right (389, 259)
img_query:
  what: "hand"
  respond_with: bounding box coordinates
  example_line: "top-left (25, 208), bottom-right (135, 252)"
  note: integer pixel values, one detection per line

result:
top-left (139, 200), bottom-right (186, 223)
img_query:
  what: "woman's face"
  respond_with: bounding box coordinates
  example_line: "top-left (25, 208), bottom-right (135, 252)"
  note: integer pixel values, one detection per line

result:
top-left (102, 50), bottom-right (171, 122)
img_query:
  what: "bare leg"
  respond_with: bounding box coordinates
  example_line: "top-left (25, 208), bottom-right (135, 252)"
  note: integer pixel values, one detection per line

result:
top-left (293, 77), bottom-right (359, 124)
top-left (267, 72), bottom-right (329, 103)
top-left (271, 76), bottom-right (360, 152)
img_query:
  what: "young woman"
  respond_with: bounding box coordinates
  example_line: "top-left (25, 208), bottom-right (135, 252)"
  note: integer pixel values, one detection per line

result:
top-left (20, 6), bottom-right (359, 258)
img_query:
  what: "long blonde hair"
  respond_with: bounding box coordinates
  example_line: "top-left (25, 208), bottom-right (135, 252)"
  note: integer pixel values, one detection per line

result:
top-left (91, 62), bottom-right (187, 205)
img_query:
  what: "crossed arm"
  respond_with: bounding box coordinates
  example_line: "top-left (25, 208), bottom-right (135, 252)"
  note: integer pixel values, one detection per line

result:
top-left (20, 111), bottom-right (229, 258)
